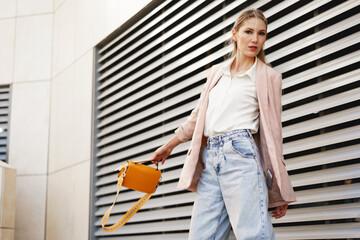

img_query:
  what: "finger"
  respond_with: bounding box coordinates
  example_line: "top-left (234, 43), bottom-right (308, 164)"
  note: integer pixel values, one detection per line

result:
top-left (272, 211), bottom-right (280, 216)
top-left (271, 209), bottom-right (283, 218)
top-left (274, 210), bottom-right (286, 219)
top-left (151, 158), bottom-right (159, 164)
top-left (151, 158), bottom-right (159, 166)
top-left (151, 154), bottom-right (157, 162)
top-left (271, 209), bottom-right (279, 214)
top-left (161, 157), bottom-right (166, 165)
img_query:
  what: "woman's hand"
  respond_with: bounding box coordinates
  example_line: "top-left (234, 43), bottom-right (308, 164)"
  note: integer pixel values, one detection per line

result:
top-left (151, 144), bottom-right (172, 166)
top-left (151, 135), bottom-right (181, 166)
top-left (271, 204), bottom-right (288, 219)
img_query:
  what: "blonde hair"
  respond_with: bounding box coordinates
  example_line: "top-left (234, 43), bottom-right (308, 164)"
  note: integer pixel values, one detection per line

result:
top-left (227, 8), bottom-right (268, 63)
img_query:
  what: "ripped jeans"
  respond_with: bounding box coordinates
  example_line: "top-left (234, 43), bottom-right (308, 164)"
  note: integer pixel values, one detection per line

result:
top-left (189, 129), bottom-right (275, 240)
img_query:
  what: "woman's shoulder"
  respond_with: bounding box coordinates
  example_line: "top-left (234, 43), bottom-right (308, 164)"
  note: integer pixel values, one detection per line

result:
top-left (206, 61), bottom-right (227, 79)
top-left (210, 61), bottom-right (228, 72)
top-left (260, 60), bottom-right (282, 79)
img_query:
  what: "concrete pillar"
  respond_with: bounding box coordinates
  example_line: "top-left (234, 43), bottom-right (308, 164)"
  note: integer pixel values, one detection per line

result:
top-left (0, 161), bottom-right (16, 240)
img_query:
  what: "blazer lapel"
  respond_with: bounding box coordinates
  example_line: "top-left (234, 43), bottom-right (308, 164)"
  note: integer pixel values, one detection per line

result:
top-left (209, 71), bottom-right (224, 91)
top-left (256, 60), bottom-right (268, 115)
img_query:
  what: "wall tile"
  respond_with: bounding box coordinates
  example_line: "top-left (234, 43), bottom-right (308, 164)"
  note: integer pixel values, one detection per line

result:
top-left (54, 0), bottom-right (65, 11)
top-left (52, 0), bottom-right (76, 77)
top-left (0, 18), bottom-right (15, 84)
top-left (46, 160), bottom-right (90, 240)
top-left (8, 81), bottom-right (50, 175)
top-left (49, 51), bottom-right (92, 173)
top-left (13, 14), bottom-right (52, 82)
top-left (17, 0), bottom-right (53, 16)
top-left (0, 0), bottom-right (16, 19)
top-left (74, 0), bottom-right (95, 58)
top-left (14, 175), bottom-right (46, 240)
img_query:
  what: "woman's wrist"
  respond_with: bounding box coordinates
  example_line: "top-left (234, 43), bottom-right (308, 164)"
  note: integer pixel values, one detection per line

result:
top-left (164, 135), bottom-right (181, 151)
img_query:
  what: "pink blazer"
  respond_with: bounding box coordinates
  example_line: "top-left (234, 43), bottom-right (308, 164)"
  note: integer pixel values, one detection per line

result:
top-left (174, 59), bottom-right (296, 208)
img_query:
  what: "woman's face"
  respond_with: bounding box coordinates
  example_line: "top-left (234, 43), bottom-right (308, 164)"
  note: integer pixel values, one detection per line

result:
top-left (232, 17), bottom-right (267, 59)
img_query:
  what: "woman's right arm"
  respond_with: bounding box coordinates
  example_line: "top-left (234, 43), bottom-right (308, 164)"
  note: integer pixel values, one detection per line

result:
top-left (151, 66), bottom-right (215, 165)
top-left (151, 135), bottom-right (181, 166)
top-left (151, 94), bottom-right (204, 166)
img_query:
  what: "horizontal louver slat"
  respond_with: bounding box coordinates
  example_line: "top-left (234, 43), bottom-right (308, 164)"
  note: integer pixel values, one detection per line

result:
top-left (282, 51), bottom-right (359, 89)
top-left (286, 144), bottom-right (360, 171)
top-left (275, 223), bottom-right (360, 240)
top-left (98, 1), bottom-right (198, 69)
top-left (98, 1), bottom-right (172, 55)
top-left (282, 87), bottom-right (360, 122)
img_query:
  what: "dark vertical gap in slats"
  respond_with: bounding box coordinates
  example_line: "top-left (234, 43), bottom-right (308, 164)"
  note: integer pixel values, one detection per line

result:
top-left (0, 85), bottom-right (10, 163)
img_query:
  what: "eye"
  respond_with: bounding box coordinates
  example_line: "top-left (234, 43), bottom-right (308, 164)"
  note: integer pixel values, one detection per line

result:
top-left (259, 32), bottom-right (266, 36)
top-left (245, 30), bottom-right (252, 34)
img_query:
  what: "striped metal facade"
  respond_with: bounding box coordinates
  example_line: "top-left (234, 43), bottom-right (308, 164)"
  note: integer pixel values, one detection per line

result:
top-left (0, 85), bottom-right (11, 162)
top-left (92, 1), bottom-right (360, 239)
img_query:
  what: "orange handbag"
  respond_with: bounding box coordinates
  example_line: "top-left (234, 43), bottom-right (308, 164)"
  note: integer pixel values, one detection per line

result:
top-left (101, 159), bottom-right (162, 232)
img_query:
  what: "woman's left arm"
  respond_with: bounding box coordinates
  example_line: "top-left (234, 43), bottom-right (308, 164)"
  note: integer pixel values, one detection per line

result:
top-left (273, 72), bottom-right (283, 128)
top-left (273, 72), bottom-right (290, 218)
top-left (271, 204), bottom-right (288, 219)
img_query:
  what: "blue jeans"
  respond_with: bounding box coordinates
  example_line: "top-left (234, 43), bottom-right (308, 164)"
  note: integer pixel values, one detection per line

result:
top-left (189, 129), bottom-right (275, 240)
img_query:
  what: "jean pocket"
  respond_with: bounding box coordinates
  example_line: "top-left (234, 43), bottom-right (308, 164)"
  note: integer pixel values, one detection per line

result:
top-left (230, 138), bottom-right (254, 159)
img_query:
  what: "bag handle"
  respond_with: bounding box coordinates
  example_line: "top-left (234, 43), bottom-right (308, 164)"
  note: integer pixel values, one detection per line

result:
top-left (102, 162), bottom-right (155, 232)
top-left (114, 158), bottom-right (155, 171)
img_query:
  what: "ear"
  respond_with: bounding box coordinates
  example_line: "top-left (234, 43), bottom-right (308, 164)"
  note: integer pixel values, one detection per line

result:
top-left (231, 29), bottom-right (237, 42)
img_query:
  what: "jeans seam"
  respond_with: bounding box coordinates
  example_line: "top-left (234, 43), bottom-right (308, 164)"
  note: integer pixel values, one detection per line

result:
top-left (250, 137), bottom-right (266, 240)
top-left (211, 201), bottom-right (226, 240)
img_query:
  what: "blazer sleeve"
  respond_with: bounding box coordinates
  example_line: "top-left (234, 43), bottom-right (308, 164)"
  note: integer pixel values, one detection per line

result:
top-left (273, 72), bottom-right (283, 121)
top-left (272, 72), bottom-right (286, 164)
top-left (174, 67), bottom-right (213, 142)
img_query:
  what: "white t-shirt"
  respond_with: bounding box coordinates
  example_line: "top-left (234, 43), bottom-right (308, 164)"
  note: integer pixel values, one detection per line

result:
top-left (204, 57), bottom-right (259, 137)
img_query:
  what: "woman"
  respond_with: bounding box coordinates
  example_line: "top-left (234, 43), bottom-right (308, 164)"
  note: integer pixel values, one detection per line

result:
top-left (152, 9), bottom-right (296, 240)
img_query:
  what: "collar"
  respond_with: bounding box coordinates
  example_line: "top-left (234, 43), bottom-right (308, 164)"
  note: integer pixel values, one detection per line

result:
top-left (224, 57), bottom-right (257, 81)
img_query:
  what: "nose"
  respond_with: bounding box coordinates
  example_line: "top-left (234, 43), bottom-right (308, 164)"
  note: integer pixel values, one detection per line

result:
top-left (251, 33), bottom-right (258, 43)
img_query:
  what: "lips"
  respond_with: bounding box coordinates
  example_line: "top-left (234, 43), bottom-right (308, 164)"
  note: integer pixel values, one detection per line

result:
top-left (249, 46), bottom-right (258, 50)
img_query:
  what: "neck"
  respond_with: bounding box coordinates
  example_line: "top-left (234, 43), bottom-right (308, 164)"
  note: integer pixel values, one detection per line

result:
top-left (231, 54), bottom-right (255, 75)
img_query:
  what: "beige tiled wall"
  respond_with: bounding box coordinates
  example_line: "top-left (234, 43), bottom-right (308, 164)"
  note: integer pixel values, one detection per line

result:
top-left (16, 0), bottom-right (53, 16)
top-left (1, 0), bottom-right (151, 239)
top-left (5, 1), bottom-right (53, 240)
top-left (14, 175), bottom-right (47, 240)
top-left (0, 18), bottom-right (15, 85)
top-left (46, 161), bottom-right (90, 240)
top-left (13, 14), bottom-right (53, 82)
top-left (48, 50), bottom-right (93, 173)
top-left (52, 0), bottom-right (76, 78)
top-left (0, 0), bottom-right (17, 18)
top-left (9, 81), bottom-right (50, 175)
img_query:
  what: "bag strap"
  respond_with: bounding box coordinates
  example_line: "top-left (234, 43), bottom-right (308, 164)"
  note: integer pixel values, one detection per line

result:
top-left (101, 163), bottom-right (154, 232)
